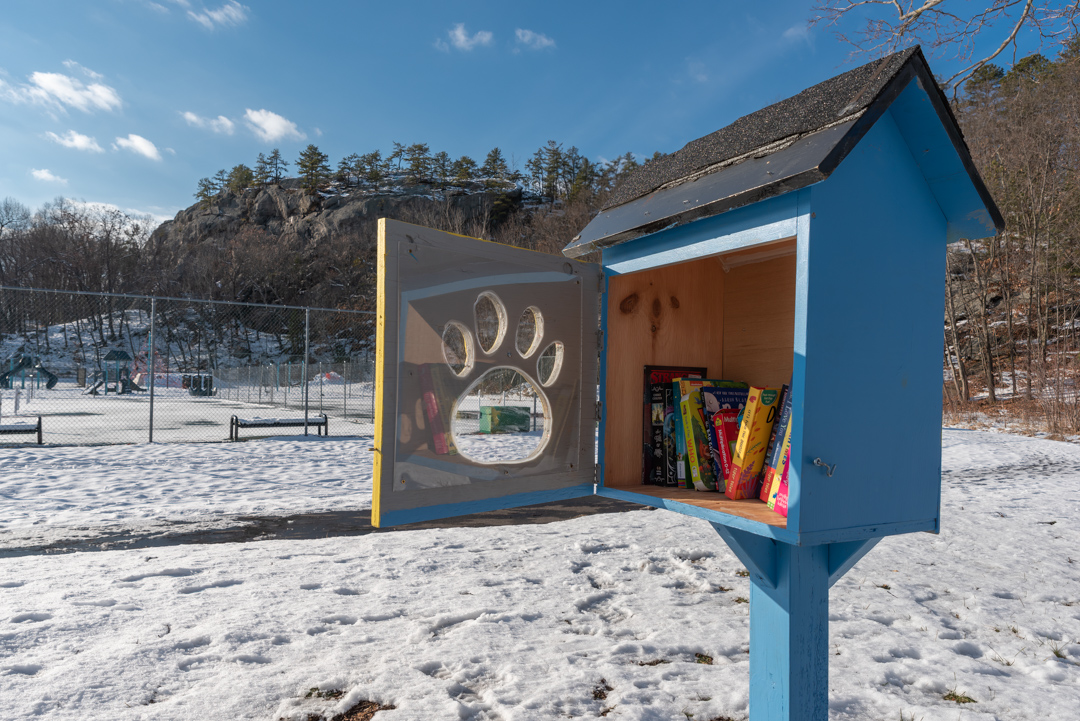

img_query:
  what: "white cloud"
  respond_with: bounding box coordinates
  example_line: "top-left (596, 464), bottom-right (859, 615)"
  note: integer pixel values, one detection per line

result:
top-left (61, 60), bottom-right (103, 80)
top-left (45, 129), bottom-right (104, 153)
top-left (182, 110), bottom-right (235, 134)
top-left (687, 60), bottom-right (709, 84)
top-left (438, 23), bottom-right (493, 52)
top-left (515, 29), bottom-right (555, 50)
top-left (0, 70), bottom-right (121, 114)
top-left (188, 1), bottom-right (248, 30)
top-left (114, 134), bottom-right (163, 161)
top-left (31, 168), bottom-right (68, 185)
top-left (243, 108), bottom-right (305, 142)
top-left (782, 24), bottom-right (812, 47)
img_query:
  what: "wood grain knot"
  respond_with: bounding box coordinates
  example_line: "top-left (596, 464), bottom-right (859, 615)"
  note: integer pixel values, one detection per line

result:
top-left (651, 298), bottom-right (662, 318)
top-left (669, 296), bottom-right (680, 309)
top-left (619, 293), bottom-right (639, 314)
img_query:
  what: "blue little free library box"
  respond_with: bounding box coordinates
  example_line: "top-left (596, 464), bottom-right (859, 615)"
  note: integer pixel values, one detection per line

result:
top-left (372, 47), bottom-right (1003, 550)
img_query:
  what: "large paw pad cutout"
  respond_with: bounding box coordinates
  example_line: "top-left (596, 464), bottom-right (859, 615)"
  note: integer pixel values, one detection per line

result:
top-left (441, 292), bottom-right (562, 463)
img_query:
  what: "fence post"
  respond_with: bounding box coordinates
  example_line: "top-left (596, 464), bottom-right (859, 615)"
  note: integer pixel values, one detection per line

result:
top-left (304, 307), bottom-right (310, 435)
top-left (149, 298), bottom-right (156, 443)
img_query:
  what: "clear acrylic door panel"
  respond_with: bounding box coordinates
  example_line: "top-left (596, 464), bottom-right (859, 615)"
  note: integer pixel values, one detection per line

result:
top-left (373, 219), bottom-right (601, 527)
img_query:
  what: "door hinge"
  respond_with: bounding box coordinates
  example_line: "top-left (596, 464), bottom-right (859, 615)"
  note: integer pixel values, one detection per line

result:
top-left (595, 400), bottom-right (603, 421)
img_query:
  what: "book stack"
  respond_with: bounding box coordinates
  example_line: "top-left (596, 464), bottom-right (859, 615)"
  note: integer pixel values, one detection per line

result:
top-left (641, 367), bottom-right (792, 517)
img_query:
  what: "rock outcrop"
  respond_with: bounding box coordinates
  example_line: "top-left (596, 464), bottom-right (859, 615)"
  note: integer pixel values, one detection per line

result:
top-left (151, 179), bottom-right (523, 247)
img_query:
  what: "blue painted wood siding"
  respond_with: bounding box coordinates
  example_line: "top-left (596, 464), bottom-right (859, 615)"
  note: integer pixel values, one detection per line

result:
top-left (794, 108), bottom-right (945, 536)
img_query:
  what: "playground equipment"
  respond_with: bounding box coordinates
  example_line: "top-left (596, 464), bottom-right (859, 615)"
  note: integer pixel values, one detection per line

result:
top-left (83, 350), bottom-right (146, 395)
top-left (372, 48), bottom-right (1004, 720)
top-left (182, 373), bottom-right (216, 397)
top-left (1, 355), bottom-right (59, 390)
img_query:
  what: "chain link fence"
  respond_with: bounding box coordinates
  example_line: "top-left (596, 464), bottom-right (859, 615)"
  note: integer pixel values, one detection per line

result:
top-left (0, 286), bottom-right (375, 445)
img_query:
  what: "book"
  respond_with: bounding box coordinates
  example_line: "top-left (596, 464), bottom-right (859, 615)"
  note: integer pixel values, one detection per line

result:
top-left (418, 363), bottom-right (458, 456)
top-left (642, 366), bottom-right (705, 485)
top-left (700, 384), bottom-right (750, 489)
top-left (678, 378), bottom-right (727, 491)
top-left (711, 409), bottom-right (741, 487)
top-left (726, 386), bottom-right (782, 499)
top-left (672, 381), bottom-right (691, 487)
top-left (764, 418), bottom-right (792, 508)
top-left (759, 384), bottom-right (792, 502)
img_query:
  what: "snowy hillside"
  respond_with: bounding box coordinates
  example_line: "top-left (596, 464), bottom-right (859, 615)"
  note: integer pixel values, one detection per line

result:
top-left (1, 429), bottom-right (1078, 720)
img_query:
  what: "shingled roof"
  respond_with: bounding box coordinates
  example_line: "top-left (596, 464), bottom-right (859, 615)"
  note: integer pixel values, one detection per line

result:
top-left (564, 46), bottom-right (1002, 257)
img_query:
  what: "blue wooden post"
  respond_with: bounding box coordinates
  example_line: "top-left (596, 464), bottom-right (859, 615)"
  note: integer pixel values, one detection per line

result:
top-left (714, 524), bottom-right (880, 720)
top-left (749, 542), bottom-right (829, 721)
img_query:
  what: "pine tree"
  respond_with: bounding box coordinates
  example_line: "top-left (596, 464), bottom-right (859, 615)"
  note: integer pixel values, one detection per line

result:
top-left (405, 143), bottom-right (432, 184)
top-left (266, 149), bottom-right (289, 182)
top-left (296, 144), bottom-right (331, 193)
top-left (389, 141), bottom-right (405, 171)
top-left (452, 155), bottom-right (478, 183)
top-left (567, 159), bottom-right (597, 204)
top-left (212, 168), bottom-right (228, 193)
top-left (227, 164), bottom-right (254, 194)
top-left (360, 150), bottom-right (383, 188)
top-left (432, 151), bottom-right (451, 188)
top-left (253, 152), bottom-right (271, 187)
top-left (525, 149), bottom-right (545, 196)
top-left (194, 177), bottom-right (216, 208)
top-left (481, 147), bottom-right (509, 184)
top-left (337, 154), bottom-right (360, 187)
top-left (542, 140), bottom-right (563, 202)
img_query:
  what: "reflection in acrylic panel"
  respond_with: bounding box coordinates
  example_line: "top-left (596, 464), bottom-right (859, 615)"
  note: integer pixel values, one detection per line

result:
top-left (451, 368), bottom-right (547, 464)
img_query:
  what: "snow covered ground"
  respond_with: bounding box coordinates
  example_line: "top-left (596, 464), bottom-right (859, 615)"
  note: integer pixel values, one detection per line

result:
top-left (1, 429), bottom-right (1079, 720)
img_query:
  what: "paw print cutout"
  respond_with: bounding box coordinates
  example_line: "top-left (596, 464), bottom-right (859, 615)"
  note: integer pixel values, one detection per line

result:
top-left (440, 291), bottom-right (563, 464)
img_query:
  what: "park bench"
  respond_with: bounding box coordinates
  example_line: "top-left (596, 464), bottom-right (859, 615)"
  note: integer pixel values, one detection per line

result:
top-left (0, 416), bottom-right (43, 445)
top-left (229, 413), bottom-right (329, 442)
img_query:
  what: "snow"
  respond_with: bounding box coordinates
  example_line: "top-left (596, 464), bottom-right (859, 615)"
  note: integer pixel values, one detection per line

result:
top-left (1, 429), bottom-right (1079, 720)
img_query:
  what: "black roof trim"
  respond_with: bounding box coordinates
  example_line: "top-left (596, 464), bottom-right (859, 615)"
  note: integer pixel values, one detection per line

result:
top-left (564, 47), bottom-right (1003, 258)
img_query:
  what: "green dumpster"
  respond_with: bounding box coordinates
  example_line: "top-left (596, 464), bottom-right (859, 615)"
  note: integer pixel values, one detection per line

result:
top-left (478, 406), bottom-right (531, 433)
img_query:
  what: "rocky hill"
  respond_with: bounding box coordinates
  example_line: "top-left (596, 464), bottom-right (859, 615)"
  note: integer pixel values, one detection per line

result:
top-left (150, 177), bottom-right (524, 247)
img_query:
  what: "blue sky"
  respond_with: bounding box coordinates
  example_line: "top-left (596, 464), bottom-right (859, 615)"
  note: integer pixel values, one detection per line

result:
top-left (0, 1), bottom-right (1046, 224)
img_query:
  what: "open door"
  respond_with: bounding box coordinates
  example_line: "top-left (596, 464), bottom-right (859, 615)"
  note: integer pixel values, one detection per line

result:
top-left (373, 219), bottom-right (602, 527)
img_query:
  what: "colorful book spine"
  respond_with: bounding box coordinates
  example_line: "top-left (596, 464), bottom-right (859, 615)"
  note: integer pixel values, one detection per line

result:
top-left (760, 384), bottom-right (792, 502)
top-left (643, 367), bottom-right (705, 485)
top-left (726, 386), bottom-right (782, 500)
top-left (700, 384), bottom-right (750, 489)
top-left (678, 379), bottom-right (725, 491)
top-left (672, 381), bottom-right (690, 487)
top-left (764, 419), bottom-right (792, 508)
top-left (712, 409), bottom-right (741, 487)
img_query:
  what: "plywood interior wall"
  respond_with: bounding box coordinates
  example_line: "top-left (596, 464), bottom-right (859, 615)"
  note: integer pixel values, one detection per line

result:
top-left (604, 238), bottom-right (796, 489)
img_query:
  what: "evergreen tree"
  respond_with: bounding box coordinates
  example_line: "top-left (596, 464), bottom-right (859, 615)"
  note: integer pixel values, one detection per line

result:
top-left (360, 150), bottom-right (383, 188)
top-left (337, 154), bottom-right (360, 187)
top-left (525, 148), bottom-right (545, 196)
top-left (388, 141), bottom-right (405, 171)
top-left (253, 152), bottom-right (271, 187)
top-left (212, 168), bottom-right (228, 193)
top-left (567, 159), bottom-right (597, 204)
top-left (451, 155), bottom-right (478, 183)
top-left (296, 144), bottom-right (331, 193)
top-left (432, 151), bottom-right (451, 188)
top-left (481, 147), bottom-right (509, 183)
top-left (405, 143), bottom-right (432, 183)
top-left (194, 177), bottom-right (216, 208)
top-left (266, 149), bottom-right (289, 182)
top-left (227, 164), bottom-right (254, 194)
top-left (542, 140), bottom-right (563, 201)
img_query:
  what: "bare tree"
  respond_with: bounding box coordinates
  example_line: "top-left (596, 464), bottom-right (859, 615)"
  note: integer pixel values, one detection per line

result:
top-left (811, 1), bottom-right (1080, 92)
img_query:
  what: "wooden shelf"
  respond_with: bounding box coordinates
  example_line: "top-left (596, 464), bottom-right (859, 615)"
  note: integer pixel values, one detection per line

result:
top-left (611, 485), bottom-right (787, 528)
